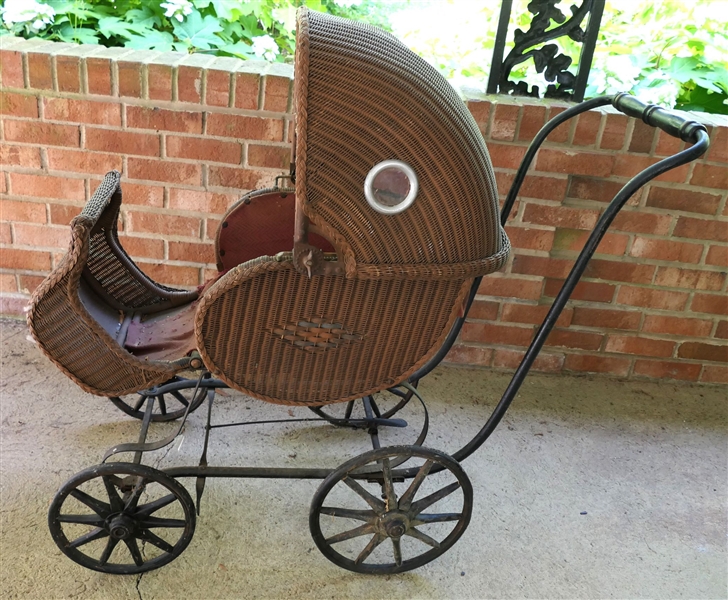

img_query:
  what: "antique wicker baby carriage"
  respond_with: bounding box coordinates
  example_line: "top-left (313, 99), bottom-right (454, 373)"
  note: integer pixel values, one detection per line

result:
top-left (29, 8), bottom-right (709, 575)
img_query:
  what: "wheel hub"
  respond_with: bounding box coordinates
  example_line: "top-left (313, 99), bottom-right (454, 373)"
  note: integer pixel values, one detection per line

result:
top-left (378, 511), bottom-right (410, 539)
top-left (107, 514), bottom-right (136, 540)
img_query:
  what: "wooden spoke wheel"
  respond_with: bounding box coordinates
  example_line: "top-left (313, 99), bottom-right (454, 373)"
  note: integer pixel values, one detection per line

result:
top-left (308, 385), bottom-right (415, 428)
top-left (109, 376), bottom-right (208, 422)
top-left (310, 445), bottom-right (472, 574)
top-left (48, 463), bottom-right (196, 575)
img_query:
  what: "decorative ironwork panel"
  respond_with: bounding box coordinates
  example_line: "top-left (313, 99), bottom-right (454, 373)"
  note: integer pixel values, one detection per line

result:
top-left (487, 0), bottom-right (605, 102)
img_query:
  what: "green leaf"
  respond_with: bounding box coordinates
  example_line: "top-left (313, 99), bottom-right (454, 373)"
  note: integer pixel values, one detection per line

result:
top-left (218, 41), bottom-right (255, 59)
top-left (125, 31), bottom-right (175, 52)
top-left (125, 8), bottom-right (162, 29)
top-left (57, 24), bottom-right (99, 45)
top-left (172, 10), bottom-right (224, 50)
top-left (96, 17), bottom-right (140, 40)
top-left (667, 56), bottom-right (703, 84)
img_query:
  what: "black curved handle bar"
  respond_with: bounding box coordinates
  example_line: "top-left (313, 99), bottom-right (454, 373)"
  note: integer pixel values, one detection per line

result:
top-left (401, 93), bottom-right (710, 478)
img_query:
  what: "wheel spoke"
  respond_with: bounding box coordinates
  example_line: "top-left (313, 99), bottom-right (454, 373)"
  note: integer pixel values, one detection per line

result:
top-left (410, 482), bottom-right (461, 515)
top-left (134, 494), bottom-right (176, 518)
top-left (404, 527), bottom-right (440, 548)
top-left (319, 507), bottom-right (376, 522)
top-left (124, 538), bottom-right (144, 566)
top-left (69, 489), bottom-right (110, 517)
top-left (170, 391), bottom-right (189, 407)
top-left (157, 395), bottom-right (167, 416)
top-left (381, 457), bottom-right (397, 510)
top-left (68, 527), bottom-right (108, 549)
top-left (98, 537), bottom-right (119, 566)
top-left (398, 459), bottom-right (433, 511)
top-left (137, 528), bottom-right (175, 554)
top-left (392, 537), bottom-right (402, 567)
top-left (355, 533), bottom-right (386, 565)
top-left (344, 401), bottom-right (354, 420)
top-left (369, 398), bottom-right (382, 418)
top-left (132, 395), bottom-right (146, 412)
top-left (411, 512), bottom-right (462, 526)
top-left (56, 514), bottom-right (106, 527)
top-left (325, 523), bottom-right (375, 545)
top-left (102, 476), bottom-right (125, 513)
top-left (140, 516), bottom-right (187, 529)
top-left (123, 479), bottom-right (147, 512)
top-left (343, 477), bottom-right (385, 513)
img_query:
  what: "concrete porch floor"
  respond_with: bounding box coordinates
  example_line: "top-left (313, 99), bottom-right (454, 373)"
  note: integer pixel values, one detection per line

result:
top-left (1, 318), bottom-right (725, 599)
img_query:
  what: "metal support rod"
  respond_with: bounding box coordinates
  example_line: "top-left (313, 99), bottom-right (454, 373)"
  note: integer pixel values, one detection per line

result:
top-left (132, 394), bottom-right (156, 465)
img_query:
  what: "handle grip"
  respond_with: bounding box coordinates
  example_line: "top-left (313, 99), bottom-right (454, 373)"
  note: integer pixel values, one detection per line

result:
top-left (612, 93), bottom-right (707, 143)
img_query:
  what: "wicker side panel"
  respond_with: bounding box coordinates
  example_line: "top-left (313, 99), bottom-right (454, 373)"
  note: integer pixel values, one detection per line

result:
top-left (27, 220), bottom-right (180, 397)
top-left (295, 9), bottom-right (501, 268)
top-left (196, 259), bottom-right (469, 406)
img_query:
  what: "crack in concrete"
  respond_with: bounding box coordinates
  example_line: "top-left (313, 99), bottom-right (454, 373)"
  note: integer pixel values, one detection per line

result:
top-left (135, 573), bottom-right (143, 600)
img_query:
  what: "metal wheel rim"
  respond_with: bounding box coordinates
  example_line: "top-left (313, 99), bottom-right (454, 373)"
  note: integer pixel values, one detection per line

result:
top-left (48, 463), bottom-right (195, 575)
top-left (109, 377), bottom-right (207, 422)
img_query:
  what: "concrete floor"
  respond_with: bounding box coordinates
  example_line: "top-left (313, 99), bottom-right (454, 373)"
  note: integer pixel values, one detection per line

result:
top-left (1, 317), bottom-right (726, 599)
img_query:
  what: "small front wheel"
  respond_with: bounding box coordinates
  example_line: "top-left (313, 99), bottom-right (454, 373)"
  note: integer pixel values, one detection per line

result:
top-left (310, 445), bottom-right (473, 574)
top-left (48, 463), bottom-right (196, 574)
top-left (109, 376), bottom-right (208, 422)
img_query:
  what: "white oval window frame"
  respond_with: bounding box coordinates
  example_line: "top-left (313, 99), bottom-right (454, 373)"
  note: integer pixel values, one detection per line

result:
top-left (363, 160), bottom-right (419, 215)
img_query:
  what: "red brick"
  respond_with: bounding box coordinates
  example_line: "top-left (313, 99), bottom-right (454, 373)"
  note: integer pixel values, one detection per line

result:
top-left (706, 126), bottom-right (727, 162)
top-left (49, 203), bottom-right (82, 225)
top-left (204, 217), bottom-right (221, 241)
top-left (4, 120), bottom-right (79, 147)
top-left (490, 104), bottom-right (519, 141)
top-left (18, 274), bottom-right (45, 294)
top-left (599, 113), bottom-right (628, 151)
top-left (126, 106), bottom-right (202, 133)
top-left (44, 97), bottom-right (122, 126)
top-left (584, 259), bottom-right (655, 285)
top-left (612, 154), bottom-right (689, 183)
top-left (117, 61), bottom-right (142, 98)
top-left (207, 166), bottom-right (274, 190)
top-left (168, 241), bottom-right (215, 263)
top-left (504, 226), bottom-right (554, 252)
top-left (629, 237), bottom-right (702, 264)
top-left (262, 75), bottom-right (290, 112)
top-left (628, 119), bottom-right (655, 153)
top-left (545, 105), bottom-right (571, 143)
top-left (86, 58), bottom-right (112, 95)
top-left (546, 329), bottom-right (604, 350)
top-left (673, 216), bottom-right (728, 243)
top-left (178, 66), bottom-right (203, 103)
top-left (118, 182), bottom-right (164, 208)
top-left (168, 188), bottom-right (233, 214)
top-left (617, 286), bottom-right (688, 311)
top-left (9, 173), bottom-right (84, 200)
top-left (646, 185), bottom-right (721, 216)
top-left (633, 360), bottom-right (700, 381)
top-left (234, 72), bottom-right (260, 110)
top-left (678, 342), bottom-right (728, 363)
top-left (605, 335), bottom-right (674, 357)
top-left (517, 104), bottom-right (546, 142)
top-left (207, 113), bottom-right (284, 141)
top-left (137, 262), bottom-right (199, 287)
top-left (147, 64), bottom-right (173, 101)
top-left (127, 158), bottom-right (201, 186)
top-left (611, 211), bottom-right (671, 235)
top-left (492, 348), bottom-right (564, 372)
top-left (0, 92), bottom-right (38, 117)
top-left (536, 149), bottom-right (613, 177)
top-left (0, 144), bottom-right (41, 168)
top-left (690, 163), bottom-right (727, 190)
top-left (247, 144), bottom-right (290, 169)
top-left (495, 170), bottom-right (514, 198)
top-left (512, 255), bottom-right (572, 279)
top-left (715, 321), bottom-right (728, 340)
top-left (706, 245), bottom-right (728, 267)
top-left (573, 111), bottom-right (601, 147)
top-left (445, 344), bottom-right (494, 367)
top-left (487, 144), bottom-right (527, 170)
top-left (166, 136), bottom-right (241, 164)
top-left (564, 353), bottom-right (631, 376)
top-left (55, 55), bottom-right (80, 93)
top-left (642, 315), bottom-right (713, 338)
top-left (567, 176), bottom-right (624, 203)
top-left (478, 275), bottom-right (543, 300)
top-left (501, 302), bottom-right (572, 327)
top-left (520, 175), bottom-right (568, 201)
top-left (544, 278), bottom-right (615, 303)
top-left (701, 365), bottom-right (728, 384)
top-left (13, 223), bottom-right (69, 248)
top-left (0, 50), bottom-right (24, 88)
top-left (85, 128), bottom-right (160, 157)
top-left (461, 322), bottom-right (534, 346)
top-left (572, 307), bottom-right (641, 330)
top-left (27, 52), bottom-right (52, 89)
top-left (691, 293), bottom-right (728, 316)
top-left (552, 229), bottom-right (628, 256)
top-left (654, 129), bottom-right (683, 157)
top-left (0, 273), bottom-right (17, 292)
top-left (204, 69), bottom-right (230, 107)
top-left (522, 203), bottom-right (599, 230)
top-left (0, 222), bottom-right (11, 244)
top-left (0, 247), bottom-right (51, 270)
top-left (126, 211), bottom-right (201, 238)
top-left (654, 267), bottom-right (725, 291)
top-left (47, 149), bottom-right (122, 175)
top-left (466, 300), bottom-right (499, 321)
top-left (117, 236), bottom-right (164, 260)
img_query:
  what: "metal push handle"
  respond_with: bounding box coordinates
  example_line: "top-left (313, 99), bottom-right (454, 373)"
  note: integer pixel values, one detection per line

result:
top-left (612, 92), bottom-right (707, 143)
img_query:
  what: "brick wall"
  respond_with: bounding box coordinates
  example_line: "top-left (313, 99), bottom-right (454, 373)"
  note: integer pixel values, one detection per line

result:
top-left (1, 37), bottom-right (726, 384)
